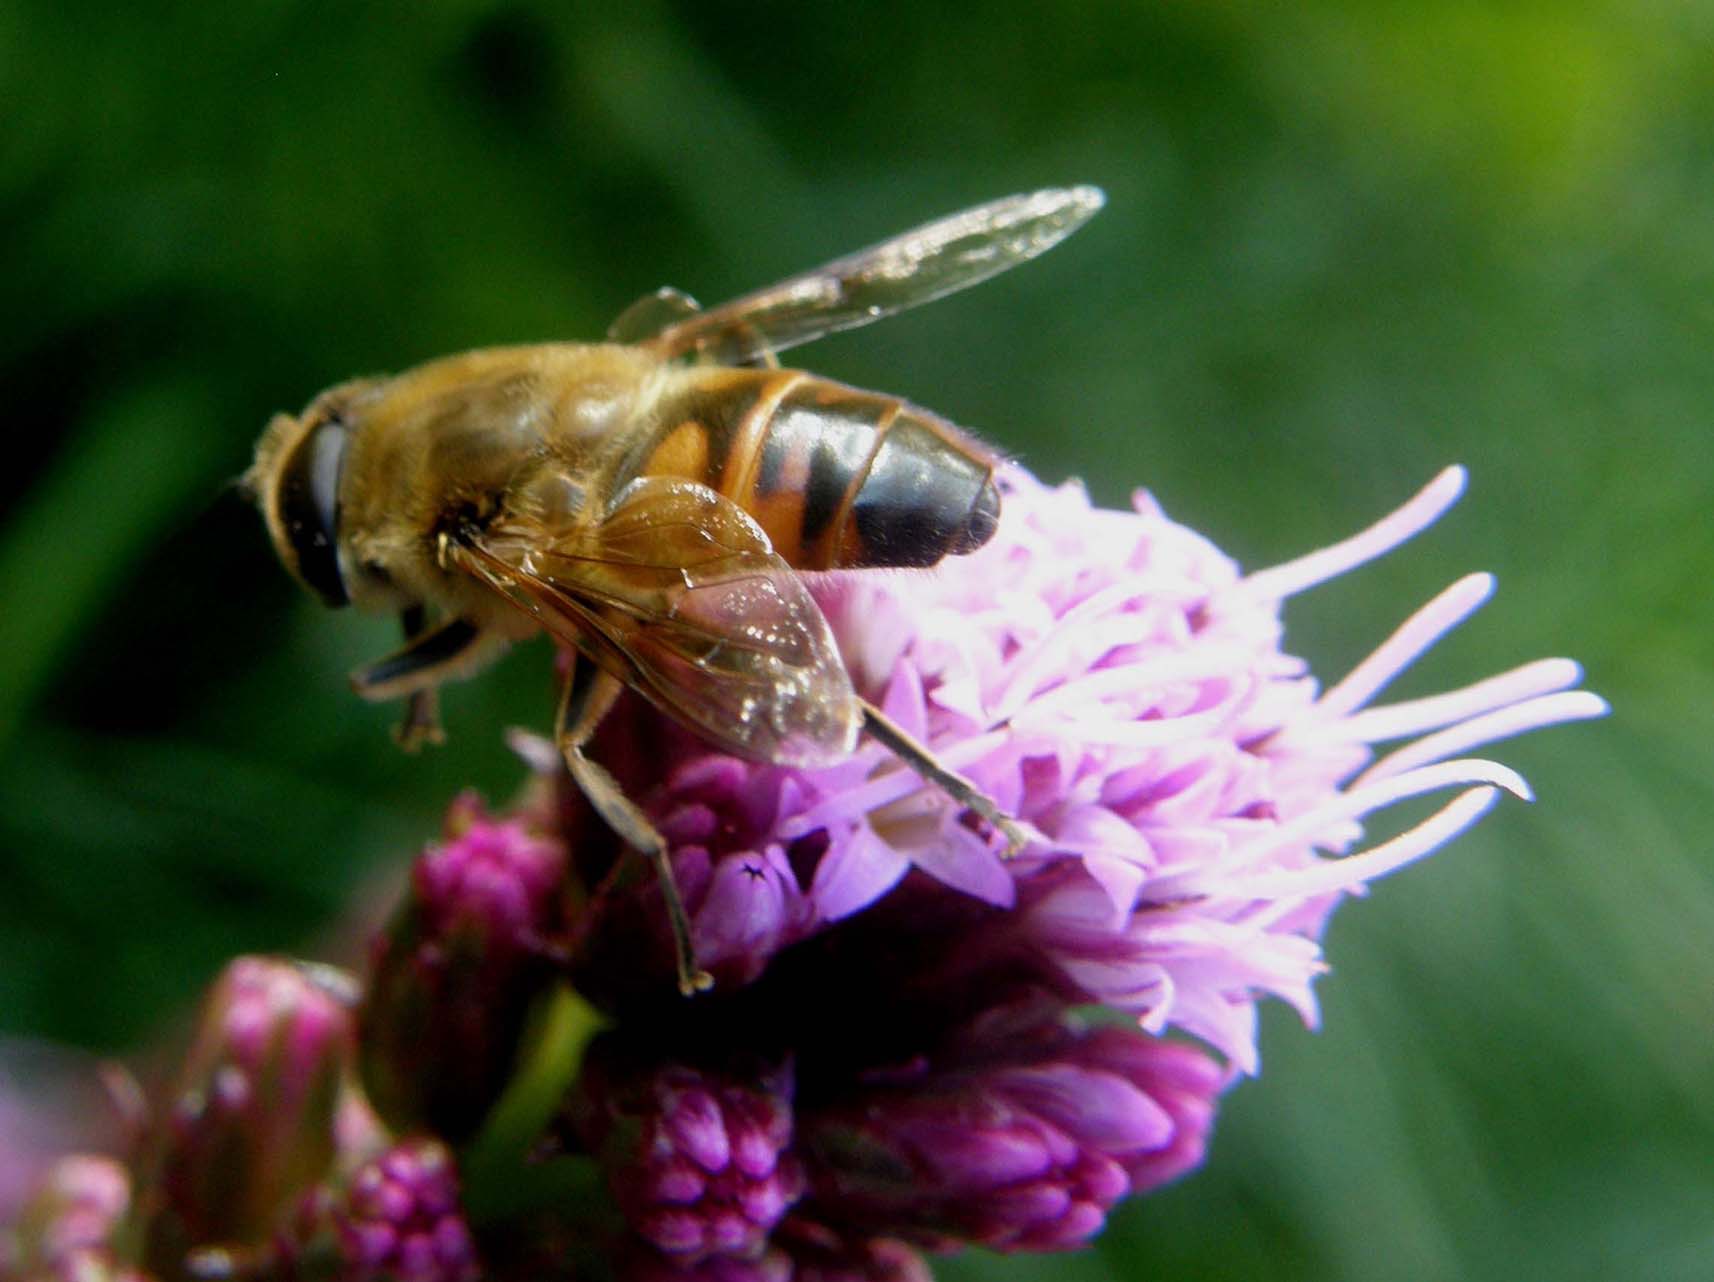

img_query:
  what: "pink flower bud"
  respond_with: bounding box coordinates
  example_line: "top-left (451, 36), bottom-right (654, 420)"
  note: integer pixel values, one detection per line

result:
top-left (796, 1013), bottom-right (1224, 1253)
top-left (571, 1045), bottom-right (803, 1265)
top-left (135, 957), bottom-right (356, 1273)
top-left (361, 795), bottom-right (570, 1142)
top-left (274, 1139), bottom-right (478, 1282)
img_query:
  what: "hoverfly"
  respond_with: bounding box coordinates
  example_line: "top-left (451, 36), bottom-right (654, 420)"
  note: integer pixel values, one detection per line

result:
top-left (248, 187), bottom-right (1105, 991)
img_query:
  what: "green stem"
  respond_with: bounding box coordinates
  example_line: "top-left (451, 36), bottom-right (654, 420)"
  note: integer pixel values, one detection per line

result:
top-left (459, 982), bottom-right (605, 1224)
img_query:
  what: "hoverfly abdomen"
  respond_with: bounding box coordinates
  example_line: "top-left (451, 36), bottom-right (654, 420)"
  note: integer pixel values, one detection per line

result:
top-left (835, 404), bottom-right (999, 570)
top-left (641, 368), bottom-right (1000, 573)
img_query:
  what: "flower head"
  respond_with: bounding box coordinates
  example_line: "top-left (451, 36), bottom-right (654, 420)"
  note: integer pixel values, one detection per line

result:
top-left (538, 462), bottom-right (1600, 1271)
top-left (568, 466), bottom-right (1603, 1070)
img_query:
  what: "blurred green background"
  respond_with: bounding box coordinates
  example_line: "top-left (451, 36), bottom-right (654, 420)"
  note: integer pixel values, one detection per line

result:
top-left (0, 1), bottom-right (1705, 1278)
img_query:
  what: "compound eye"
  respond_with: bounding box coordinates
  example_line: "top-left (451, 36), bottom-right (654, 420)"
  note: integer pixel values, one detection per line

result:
top-left (276, 415), bottom-right (351, 607)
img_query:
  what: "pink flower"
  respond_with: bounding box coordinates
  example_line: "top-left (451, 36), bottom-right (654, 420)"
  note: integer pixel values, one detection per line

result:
top-left (488, 460), bottom-right (1607, 1273)
top-left (569, 464), bottom-right (1603, 1076)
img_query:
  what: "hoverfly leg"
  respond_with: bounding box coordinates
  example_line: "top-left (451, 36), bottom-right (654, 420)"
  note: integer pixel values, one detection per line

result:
top-left (555, 657), bottom-right (714, 997)
top-left (395, 688), bottom-right (444, 752)
top-left (395, 608), bottom-right (443, 750)
top-left (350, 615), bottom-right (493, 751)
top-left (859, 700), bottom-right (1031, 855)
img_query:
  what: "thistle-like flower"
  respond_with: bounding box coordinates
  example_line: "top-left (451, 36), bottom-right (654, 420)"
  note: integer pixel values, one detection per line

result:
top-left (569, 466), bottom-right (1603, 1057)
top-left (550, 463), bottom-right (1601, 1271)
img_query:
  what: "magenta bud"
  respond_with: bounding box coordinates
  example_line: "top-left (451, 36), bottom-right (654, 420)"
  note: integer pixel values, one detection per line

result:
top-left (274, 1140), bottom-right (478, 1282)
top-left (136, 957), bottom-right (356, 1272)
top-left (361, 795), bottom-right (570, 1142)
top-left (572, 1046), bottom-right (804, 1265)
top-left (798, 1020), bottom-right (1225, 1253)
top-left (1071, 1031), bottom-right (1225, 1195)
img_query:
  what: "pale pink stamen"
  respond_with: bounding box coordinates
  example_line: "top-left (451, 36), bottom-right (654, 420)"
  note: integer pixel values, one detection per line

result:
top-left (997, 579), bottom-right (1206, 715)
top-left (504, 727), bottom-right (561, 775)
top-left (1269, 755), bottom-right (1531, 843)
top-left (1154, 758), bottom-right (1531, 896)
top-left (1354, 690), bottom-right (1610, 785)
top-left (1221, 787), bottom-right (1501, 899)
top-left (1017, 700), bottom-right (1246, 750)
top-left (1311, 573), bottom-right (1496, 719)
top-left (1233, 466), bottom-right (1467, 602)
top-left (1328, 657), bottom-right (1583, 745)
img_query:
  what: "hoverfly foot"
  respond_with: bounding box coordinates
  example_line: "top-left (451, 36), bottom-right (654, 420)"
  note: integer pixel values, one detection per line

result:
top-left (678, 965), bottom-right (716, 997)
top-left (393, 689), bottom-right (447, 753)
top-left (995, 814), bottom-right (1032, 858)
top-left (962, 792), bottom-right (1030, 858)
top-left (859, 699), bottom-right (1029, 857)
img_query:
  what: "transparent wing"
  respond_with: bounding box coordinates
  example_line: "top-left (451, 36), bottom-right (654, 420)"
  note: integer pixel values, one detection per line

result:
top-left (455, 476), bottom-right (862, 767)
top-left (635, 185), bottom-right (1106, 366)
